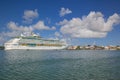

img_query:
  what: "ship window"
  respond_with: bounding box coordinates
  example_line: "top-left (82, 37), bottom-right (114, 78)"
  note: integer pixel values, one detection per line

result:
top-left (28, 44), bottom-right (36, 46)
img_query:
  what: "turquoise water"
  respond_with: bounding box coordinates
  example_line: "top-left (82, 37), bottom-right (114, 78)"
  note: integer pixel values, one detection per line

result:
top-left (0, 50), bottom-right (120, 80)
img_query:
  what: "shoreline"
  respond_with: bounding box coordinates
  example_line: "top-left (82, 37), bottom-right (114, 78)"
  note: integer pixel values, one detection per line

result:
top-left (1, 45), bottom-right (120, 50)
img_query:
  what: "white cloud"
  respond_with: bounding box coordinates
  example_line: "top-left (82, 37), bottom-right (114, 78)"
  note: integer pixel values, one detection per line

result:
top-left (7, 21), bottom-right (56, 32)
top-left (2, 31), bottom-right (21, 37)
top-left (23, 9), bottom-right (39, 23)
top-left (8, 21), bottom-right (33, 32)
top-left (56, 19), bottom-right (68, 25)
top-left (59, 7), bottom-right (72, 17)
top-left (60, 11), bottom-right (120, 38)
top-left (33, 21), bottom-right (56, 30)
top-left (51, 26), bottom-right (56, 30)
top-left (55, 31), bottom-right (61, 37)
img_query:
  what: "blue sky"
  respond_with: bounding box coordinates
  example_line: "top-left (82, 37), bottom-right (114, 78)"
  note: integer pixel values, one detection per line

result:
top-left (0, 0), bottom-right (120, 46)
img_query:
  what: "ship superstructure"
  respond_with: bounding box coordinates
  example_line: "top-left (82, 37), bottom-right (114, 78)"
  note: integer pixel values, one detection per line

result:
top-left (4, 33), bottom-right (68, 50)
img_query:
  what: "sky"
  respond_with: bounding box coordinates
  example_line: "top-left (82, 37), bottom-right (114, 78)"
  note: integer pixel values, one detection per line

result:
top-left (0, 0), bottom-right (120, 46)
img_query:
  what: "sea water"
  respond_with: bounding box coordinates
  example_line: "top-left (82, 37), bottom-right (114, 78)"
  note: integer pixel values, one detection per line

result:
top-left (0, 50), bottom-right (120, 80)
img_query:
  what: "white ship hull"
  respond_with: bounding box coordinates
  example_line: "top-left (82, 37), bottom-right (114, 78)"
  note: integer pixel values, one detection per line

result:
top-left (4, 45), bottom-right (67, 50)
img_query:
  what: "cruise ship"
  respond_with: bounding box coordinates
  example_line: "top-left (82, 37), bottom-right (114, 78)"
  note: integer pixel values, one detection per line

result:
top-left (4, 33), bottom-right (68, 50)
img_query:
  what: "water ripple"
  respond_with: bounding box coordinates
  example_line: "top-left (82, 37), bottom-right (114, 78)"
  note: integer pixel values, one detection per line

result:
top-left (0, 50), bottom-right (120, 80)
